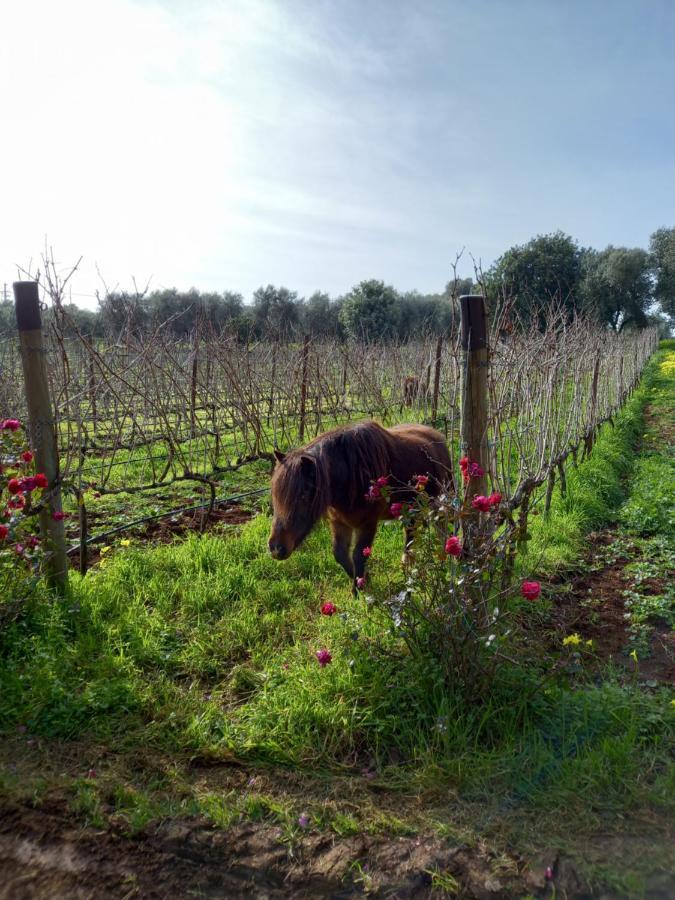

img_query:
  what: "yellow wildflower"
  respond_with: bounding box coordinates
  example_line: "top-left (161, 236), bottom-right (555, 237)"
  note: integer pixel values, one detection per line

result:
top-left (562, 633), bottom-right (581, 646)
top-left (585, 639), bottom-right (594, 648)
top-left (630, 649), bottom-right (638, 663)
top-left (100, 546), bottom-right (111, 555)
top-left (120, 539), bottom-right (131, 547)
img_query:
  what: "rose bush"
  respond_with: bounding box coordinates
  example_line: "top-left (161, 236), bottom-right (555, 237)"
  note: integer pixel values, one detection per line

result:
top-left (0, 419), bottom-right (46, 604)
top-left (359, 470), bottom-right (543, 696)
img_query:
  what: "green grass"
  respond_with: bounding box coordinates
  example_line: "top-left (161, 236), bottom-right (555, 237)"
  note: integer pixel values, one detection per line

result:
top-left (523, 349), bottom-right (669, 571)
top-left (1, 343), bottom-right (674, 896)
top-left (1, 518), bottom-right (672, 824)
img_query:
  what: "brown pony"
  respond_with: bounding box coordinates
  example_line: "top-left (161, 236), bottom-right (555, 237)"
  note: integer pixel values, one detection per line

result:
top-left (403, 375), bottom-right (420, 406)
top-left (268, 420), bottom-right (452, 590)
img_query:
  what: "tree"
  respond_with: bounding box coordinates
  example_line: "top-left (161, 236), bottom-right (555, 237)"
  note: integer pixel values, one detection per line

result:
top-left (302, 291), bottom-right (342, 338)
top-left (252, 285), bottom-right (302, 340)
top-left (0, 301), bottom-right (15, 336)
top-left (486, 231), bottom-right (585, 324)
top-left (98, 291), bottom-right (148, 338)
top-left (580, 246), bottom-right (652, 332)
top-left (650, 227), bottom-right (675, 325)
top-left (339, 280), bottom-right (400, 340)
top-left (443, 277), bottom-right (474, 301)
top-left (395, 291), bottom-right (456, 338)
top-left (58, 303), bottom-right (102, 337)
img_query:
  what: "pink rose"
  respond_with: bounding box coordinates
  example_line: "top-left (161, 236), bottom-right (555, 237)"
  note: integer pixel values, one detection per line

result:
top-left (315, 649), bottom-right (332, 667)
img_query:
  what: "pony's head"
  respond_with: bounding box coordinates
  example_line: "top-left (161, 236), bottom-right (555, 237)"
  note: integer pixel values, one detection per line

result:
top-left (269, 449), bottom-right (325, 560)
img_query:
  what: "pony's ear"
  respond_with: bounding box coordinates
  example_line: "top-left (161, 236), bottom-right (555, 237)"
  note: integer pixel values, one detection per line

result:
top-left (273, 448), bottom-right (286, 463)
top-left (300, 454), bottom-right (315, 470)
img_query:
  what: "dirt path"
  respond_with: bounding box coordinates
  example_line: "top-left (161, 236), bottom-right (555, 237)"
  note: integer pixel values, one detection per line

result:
top-left (0, 798), bottom-right (537, 899)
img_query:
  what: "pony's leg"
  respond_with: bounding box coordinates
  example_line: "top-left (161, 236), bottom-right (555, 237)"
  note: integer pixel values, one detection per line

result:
top-left (352, 522), bottom-right (378, 587)
top-left (331, 520), bottom-right (354, 580)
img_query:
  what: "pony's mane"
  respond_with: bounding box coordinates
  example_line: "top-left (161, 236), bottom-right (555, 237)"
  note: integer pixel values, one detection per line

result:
top-left (273, 421), bottom-right (393, 515)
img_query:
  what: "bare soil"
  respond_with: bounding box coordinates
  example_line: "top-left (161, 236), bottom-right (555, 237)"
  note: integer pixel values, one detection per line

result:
top-left (68, 504), bottom-right (253, 569)
top-left (551, 529), bottom-right (674, 685)
top-left (0, 797), bottom-right (528, 899)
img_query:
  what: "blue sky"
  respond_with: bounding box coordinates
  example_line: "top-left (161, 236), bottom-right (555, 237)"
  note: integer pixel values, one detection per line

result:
top-left (2, 0), bottom-right (674, 307)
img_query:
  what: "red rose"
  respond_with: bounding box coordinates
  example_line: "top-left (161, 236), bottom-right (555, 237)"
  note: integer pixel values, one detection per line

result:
top-left (471, 495), bottom-right (491, 512)
top-left (321, 601), bottom-right (337, 616)
top-left (0, 524), bottom-right (8, 541)
top-left (7, 478), bottom-right (21, 495)
top-left (488, 492), bottom-right (502, 507)
top-left (521, 580), bottom-right (541, 601)
top-left (445, 535), bottom-right (462, 557)
top-left (21, 450), bottom-right (34, 463)
top-left (34, 473), bottom-right (49, 489)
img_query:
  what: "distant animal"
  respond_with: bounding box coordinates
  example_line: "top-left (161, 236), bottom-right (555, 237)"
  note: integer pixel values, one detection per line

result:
top-left (268, 420), bottom-right (453, 591)
top-left (402, 375), bottom-right (419, 406)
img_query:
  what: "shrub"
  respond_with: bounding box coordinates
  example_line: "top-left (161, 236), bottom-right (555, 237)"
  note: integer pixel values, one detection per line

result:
top-left (0, 419), bottom-right (47, 607)
top-left (362, 476), bottom-right (539, 698)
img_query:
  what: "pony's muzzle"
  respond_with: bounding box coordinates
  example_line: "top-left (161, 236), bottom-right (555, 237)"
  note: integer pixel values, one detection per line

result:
top-left (268, 542), bottom-right (288, 560)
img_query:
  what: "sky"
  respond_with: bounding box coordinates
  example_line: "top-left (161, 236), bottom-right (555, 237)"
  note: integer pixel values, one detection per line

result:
top-left (1, 0), bottom-right (674, 309)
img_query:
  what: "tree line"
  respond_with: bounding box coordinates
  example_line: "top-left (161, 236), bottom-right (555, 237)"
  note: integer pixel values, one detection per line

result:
top-left (2, 227), bottom-right (673, 341)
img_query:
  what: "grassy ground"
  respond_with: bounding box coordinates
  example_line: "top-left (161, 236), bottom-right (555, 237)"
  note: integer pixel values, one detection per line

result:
top-left (1, 344), bottom-right (673, 897)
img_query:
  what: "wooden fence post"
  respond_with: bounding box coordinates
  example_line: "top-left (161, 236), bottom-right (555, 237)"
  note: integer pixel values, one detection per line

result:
top-left (88, 356), bottom-right (97, 427)
top-left (460, 295), bottom-right (489, 504)
top-left (431, 335), bottom-right (443, 423)
top-left (189, 336), bottom-right (199, 438)
top-left (298, 334), bottom-right (310, 443)
top-left (13, 282), bottom-right (68, 593)
top-left (585, 349), bottom-right (601, 456)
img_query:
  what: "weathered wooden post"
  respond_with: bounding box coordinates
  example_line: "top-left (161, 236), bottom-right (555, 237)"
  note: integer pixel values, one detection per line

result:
top-left (431, 334), bottom-right (443, 423)
top-left (460, 295), bottom-right (489, 503)
top-left (298, 334), bottom-right (310, 443)
top-left (585, 349), bottom-right (601, 457)
top-left (189, 338), bottom-right (199, 438)
top-left (13, 282), bottom-right (68, 593)
top-left (88, 356), bottom-right (97, 425)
